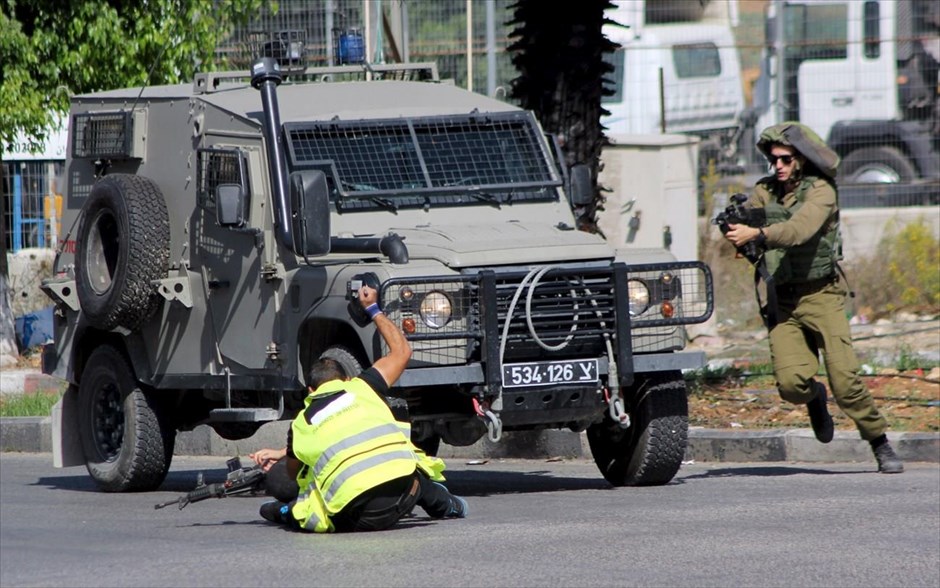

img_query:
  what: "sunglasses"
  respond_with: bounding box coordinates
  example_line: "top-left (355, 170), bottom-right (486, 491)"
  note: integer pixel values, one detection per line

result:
top-left (769, 154), bottom-right (795, 165)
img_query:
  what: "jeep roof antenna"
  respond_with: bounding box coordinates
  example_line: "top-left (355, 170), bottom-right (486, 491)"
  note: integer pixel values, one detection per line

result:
top-left (251, 57), bottom-right (295, 252)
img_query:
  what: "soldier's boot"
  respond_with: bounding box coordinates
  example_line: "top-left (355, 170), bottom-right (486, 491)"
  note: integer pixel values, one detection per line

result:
top-left (806, 380), bottom-right (834, 444)
top-left (871, 435), bottom-right (904, 474)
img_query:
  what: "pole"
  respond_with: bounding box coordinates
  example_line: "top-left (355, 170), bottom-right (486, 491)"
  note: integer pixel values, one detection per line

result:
top-left (466, 0), bottom-right (473, 92)
top-left (774, 0), bottom-right (786, 124)
top-left (486, 0), bottom-right (496, 97)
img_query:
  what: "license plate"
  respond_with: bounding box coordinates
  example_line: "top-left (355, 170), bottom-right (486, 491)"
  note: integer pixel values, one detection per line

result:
top-left (502, 359), bottom-right (599, 388)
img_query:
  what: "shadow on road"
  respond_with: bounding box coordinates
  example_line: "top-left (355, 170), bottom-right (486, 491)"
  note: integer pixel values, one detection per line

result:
top-left (444, 468), bottom-right (612, 496)
top-left (679, 465), bottom-right (865, 480)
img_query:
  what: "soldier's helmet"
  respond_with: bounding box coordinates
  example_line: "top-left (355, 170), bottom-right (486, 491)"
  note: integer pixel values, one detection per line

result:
top-left (757, 122), bottom-right (840, 179)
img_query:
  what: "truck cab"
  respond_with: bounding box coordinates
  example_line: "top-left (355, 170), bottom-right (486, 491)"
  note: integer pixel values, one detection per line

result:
top-left (601, 0), bottom-right (747, 174)
top-left (752, 0), bottom-right (940, 183)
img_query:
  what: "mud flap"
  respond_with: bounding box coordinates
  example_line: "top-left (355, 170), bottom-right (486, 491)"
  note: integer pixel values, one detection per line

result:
top-left (52, 389), bottom-right (84, 468)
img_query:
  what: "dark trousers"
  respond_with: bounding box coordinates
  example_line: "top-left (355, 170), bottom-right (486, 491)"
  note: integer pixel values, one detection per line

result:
top-left (266, 459), bottom-right (455, 532)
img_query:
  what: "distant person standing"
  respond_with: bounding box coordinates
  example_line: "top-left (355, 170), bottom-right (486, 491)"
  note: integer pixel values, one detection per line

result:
top-left (722, 122), bottom-right (903, 474)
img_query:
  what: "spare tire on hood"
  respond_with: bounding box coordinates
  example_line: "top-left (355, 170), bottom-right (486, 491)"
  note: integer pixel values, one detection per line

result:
top-left (75, 174), bottom-right (170, 331)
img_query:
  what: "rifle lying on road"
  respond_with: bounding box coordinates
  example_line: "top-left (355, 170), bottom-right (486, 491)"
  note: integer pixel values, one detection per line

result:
top-left (154, 457), bottom-right (266, 511)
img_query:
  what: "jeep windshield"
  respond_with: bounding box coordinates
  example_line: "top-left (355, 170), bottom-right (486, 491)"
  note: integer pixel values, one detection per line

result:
top-left (283, 111), bottom-right (562, 209)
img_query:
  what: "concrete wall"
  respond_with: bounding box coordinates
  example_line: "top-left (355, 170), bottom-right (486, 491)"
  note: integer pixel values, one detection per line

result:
top-left (840, 206), bottom-right (940, 262)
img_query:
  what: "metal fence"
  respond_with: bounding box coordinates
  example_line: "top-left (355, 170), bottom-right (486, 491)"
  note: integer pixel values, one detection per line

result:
top-left (221, 0), bottom-right (519, 96)
top-left (2, 161), bottom-right (63, 254)
top-left (3, 0), bottom-right (938, 252)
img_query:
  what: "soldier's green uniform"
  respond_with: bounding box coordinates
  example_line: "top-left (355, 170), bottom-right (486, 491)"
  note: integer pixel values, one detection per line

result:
top-left (749, 174), bottom-right (887, 440)
top-left (739, 122), bottom-right (902, 473)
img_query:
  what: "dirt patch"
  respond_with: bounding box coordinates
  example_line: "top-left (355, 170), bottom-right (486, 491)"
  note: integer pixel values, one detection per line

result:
top-left (688, 372), bottom-right (940, 433)
top-left (686, 319), bottom-right (940, 433)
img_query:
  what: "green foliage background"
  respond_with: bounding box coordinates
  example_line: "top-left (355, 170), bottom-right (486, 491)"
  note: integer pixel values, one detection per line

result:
top-left (0, 0), bottom-right (276, 153)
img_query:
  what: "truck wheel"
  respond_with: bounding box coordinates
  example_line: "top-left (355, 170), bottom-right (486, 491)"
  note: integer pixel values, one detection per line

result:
top-left (76, 174), bottom-right (170, 331)
top-left (78, 345), bottom-right (174, 492)
top-left (318, 345), bottom-right (415, 434)
top-left (841, 147), bottom-right (917, 184)
top-left (413, 434), bottom-right (441, 457)
top-left (586, 371), bottom-right (688, 486)
top-left (212, 423), bottom-right (263, 440)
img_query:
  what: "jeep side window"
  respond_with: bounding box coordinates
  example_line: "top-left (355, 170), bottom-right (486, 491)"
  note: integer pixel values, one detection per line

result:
top-left (197, 148), bottom-right (250, 221)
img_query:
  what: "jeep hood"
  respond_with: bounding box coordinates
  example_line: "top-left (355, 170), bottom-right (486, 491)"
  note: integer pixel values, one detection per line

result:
top-left (388, 223), bottom-right (615, 268)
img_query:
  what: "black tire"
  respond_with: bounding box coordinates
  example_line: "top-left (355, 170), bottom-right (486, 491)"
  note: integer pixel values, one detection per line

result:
top-left (587, 371), bottom-right (688, 486)
top-left (78, 345), bottom-right (174, 492)
top-left (412, 434), bottom-right (441, 457)
top-left (319, 345), bottom-right (365, 381)
top-left (76, 174), bottom-right (170, 331)
top-left (841, 146), bottom-right (917, 184)
top-left (317, 345), bottom-right (413, 428)
top-left (212, 423), bottom-right (263, 441)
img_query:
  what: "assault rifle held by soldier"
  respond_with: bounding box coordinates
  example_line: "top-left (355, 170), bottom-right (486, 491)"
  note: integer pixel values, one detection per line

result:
top-left (713, 192), bottom-right (767, 265)
top-left (154, 457), bottom-right (265, 511)
top-left (713, 192), bottom-right (778, 326)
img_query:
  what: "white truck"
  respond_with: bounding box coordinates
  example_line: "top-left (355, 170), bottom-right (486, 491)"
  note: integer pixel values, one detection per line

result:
top-left (601, 0), bottom-right (747, 174)
top-left (750, 0), bottom-right (940, 184)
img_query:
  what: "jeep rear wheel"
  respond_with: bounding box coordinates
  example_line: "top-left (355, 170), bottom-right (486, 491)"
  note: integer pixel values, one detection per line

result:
top-left (78, 345), bottom-right (174, 492)
top-left (587, 371), bottom-right (688, 486)
top-left (76, 174), bottom-right (170, 331)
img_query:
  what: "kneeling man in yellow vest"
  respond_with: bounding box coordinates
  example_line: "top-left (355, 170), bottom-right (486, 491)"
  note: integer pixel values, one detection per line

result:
top-left (250, 283), bottom-right (468, 532)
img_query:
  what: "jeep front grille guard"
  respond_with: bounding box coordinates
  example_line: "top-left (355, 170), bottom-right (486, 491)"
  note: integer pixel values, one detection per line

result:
top-left (381, 261), bottom-right (714, 372)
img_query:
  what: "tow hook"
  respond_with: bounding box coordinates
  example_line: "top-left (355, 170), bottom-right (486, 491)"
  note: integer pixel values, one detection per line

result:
top-left (473, 397), bottom-right (503, 442)
top-left (604, 386), bottom-right (631, 429)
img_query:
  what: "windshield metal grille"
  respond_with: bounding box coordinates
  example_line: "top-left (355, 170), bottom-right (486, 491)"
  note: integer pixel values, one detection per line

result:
top-left (285, 112), bottom-right (558, 196)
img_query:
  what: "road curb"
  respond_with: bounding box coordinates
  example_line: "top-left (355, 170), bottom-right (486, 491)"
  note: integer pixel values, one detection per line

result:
top-left (2, 416), bottom-right (937, 464)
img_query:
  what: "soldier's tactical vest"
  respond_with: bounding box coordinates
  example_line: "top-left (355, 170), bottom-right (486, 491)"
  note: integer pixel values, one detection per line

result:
top-left (760, 175), bottom-right (842, 285)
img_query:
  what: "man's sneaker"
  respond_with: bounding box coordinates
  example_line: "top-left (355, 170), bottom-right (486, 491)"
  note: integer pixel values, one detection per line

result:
top-left (806, 380), bottom-right (834, 443)
top-left (445, 495), bottom-right (469, 519)
top-left (260, 500), bottom-right (291, 524)
top-left (873, 441), bottom-right (904, 474)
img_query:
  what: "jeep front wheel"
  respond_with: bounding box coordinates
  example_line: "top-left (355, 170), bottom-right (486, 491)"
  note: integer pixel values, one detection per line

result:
top-left (78, 345), bottom-right (175, 492)
top-left (586, 371), bottom-right (688, 486)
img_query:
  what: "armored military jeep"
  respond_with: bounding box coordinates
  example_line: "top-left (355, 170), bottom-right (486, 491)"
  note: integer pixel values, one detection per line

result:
top-left (42, 58), bottom-right (713, 492)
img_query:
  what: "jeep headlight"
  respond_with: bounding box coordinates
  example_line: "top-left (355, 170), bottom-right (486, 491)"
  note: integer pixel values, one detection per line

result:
top-left (419, 291), bottom-right (452, 328)
top-left (627, 280), bottom-right (650, 316)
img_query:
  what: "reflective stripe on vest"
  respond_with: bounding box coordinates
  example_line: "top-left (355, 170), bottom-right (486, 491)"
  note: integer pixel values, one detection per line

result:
top-left (322, 449), bottom-right (417, 504)
top-left (313, 422), bottom-right (404, 477)
top-left (291, 377), bottom-right (417, 514)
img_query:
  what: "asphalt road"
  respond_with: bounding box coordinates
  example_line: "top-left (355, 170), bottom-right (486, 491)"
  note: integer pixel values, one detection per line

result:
top-left (2, 453), bottom-right (939, 588)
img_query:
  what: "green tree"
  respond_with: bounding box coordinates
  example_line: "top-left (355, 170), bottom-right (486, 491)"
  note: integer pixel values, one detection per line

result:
top-left (0, 0), bottom-right (274, 365)
top-left (1, 0), bottom-right (275, 152)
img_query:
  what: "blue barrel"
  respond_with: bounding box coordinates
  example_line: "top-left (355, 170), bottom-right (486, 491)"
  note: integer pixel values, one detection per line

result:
top-left (338, 30), bottom-right (364, 64)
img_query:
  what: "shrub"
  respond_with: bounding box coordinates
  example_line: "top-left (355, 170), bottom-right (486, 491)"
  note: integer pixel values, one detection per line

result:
top-left (845, 217), bottom-right (940, 319)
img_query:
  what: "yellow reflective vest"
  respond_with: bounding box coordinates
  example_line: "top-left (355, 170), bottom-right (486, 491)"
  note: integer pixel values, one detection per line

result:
top-left (290, 377), bottom-right (446, 533)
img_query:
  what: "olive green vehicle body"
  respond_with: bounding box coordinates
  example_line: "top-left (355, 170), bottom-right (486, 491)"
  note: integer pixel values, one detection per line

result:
top-left (42, 62), bottom-right (713, 490)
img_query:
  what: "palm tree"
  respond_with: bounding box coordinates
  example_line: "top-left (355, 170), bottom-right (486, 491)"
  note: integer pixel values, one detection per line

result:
top-left (507, 0), bottom-right (618, 233)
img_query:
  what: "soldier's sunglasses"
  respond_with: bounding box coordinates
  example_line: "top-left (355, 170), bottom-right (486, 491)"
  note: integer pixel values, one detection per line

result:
top-left (769, 155), bottom-right (795, 165)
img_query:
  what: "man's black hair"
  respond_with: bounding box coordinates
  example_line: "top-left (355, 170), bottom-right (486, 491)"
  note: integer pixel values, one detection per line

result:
top-left (307, 358), bottom-right (348, 390)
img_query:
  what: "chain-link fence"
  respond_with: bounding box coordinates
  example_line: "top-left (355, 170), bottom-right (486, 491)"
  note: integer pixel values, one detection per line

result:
top-left (220, 0), bottom-right (519, 96)
top-left (4, 0), bottom-right (939, 252)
